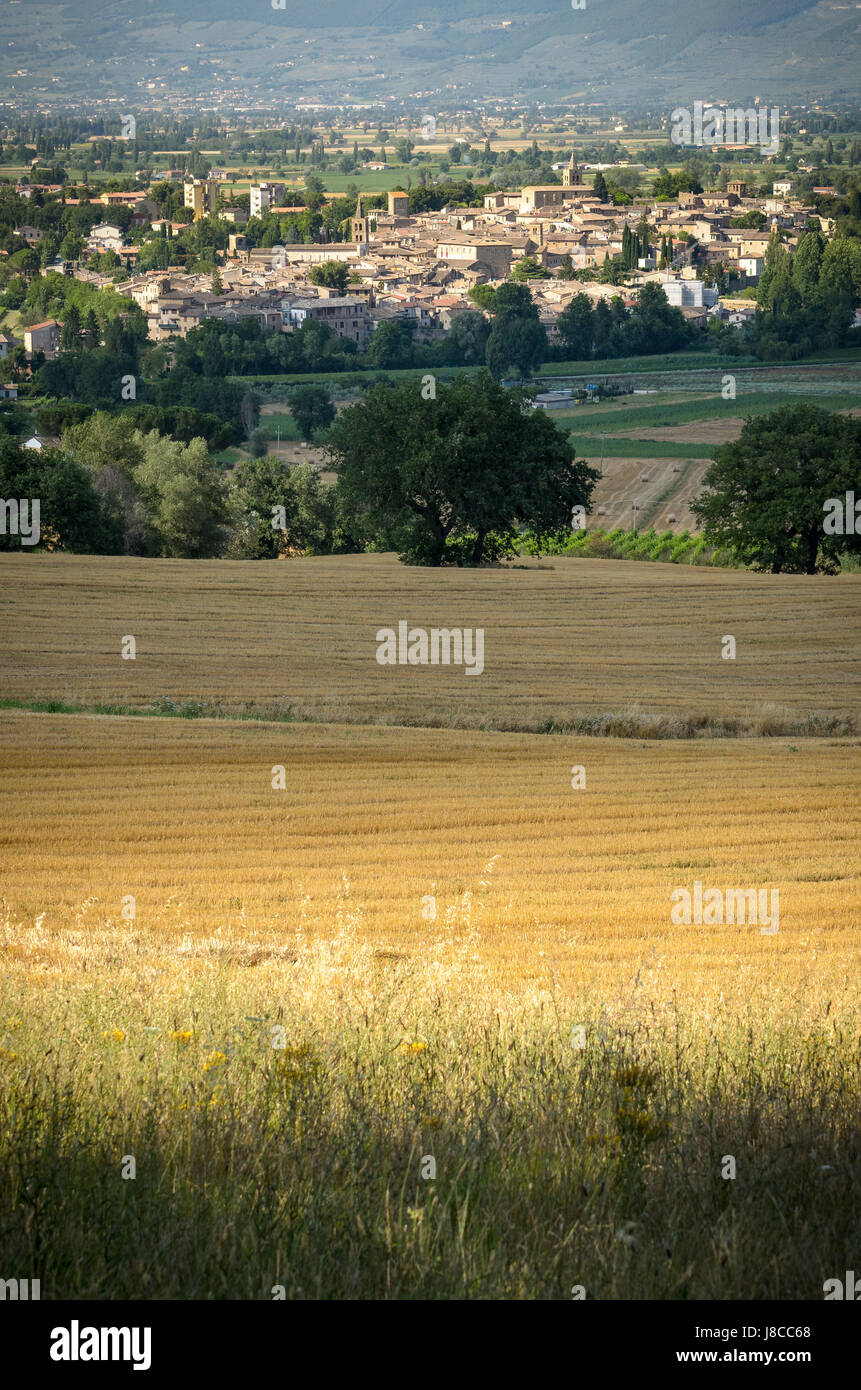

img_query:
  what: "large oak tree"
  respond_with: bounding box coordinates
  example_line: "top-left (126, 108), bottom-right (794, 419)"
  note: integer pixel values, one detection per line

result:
top-left (328, 370), bottom-right (599, 566)
top-left (692, 404), bottom-right (861, 573)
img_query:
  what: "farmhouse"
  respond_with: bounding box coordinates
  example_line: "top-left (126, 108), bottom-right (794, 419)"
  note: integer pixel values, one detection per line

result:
top-left (23, 320), bottom-right (61, 358)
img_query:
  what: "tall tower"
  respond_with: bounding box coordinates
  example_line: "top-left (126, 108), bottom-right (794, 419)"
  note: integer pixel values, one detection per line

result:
top-left (351, 195), bottom-right (370, 247)
top-left (563, 153), bottom-right (582, 189)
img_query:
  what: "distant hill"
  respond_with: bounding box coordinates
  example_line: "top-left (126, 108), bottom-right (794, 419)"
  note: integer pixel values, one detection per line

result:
top-left (2, 0), bottom-right (858, 105)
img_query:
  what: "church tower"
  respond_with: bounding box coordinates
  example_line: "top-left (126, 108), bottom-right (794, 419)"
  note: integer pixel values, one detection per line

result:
top-left (351, 195), bottom-right (370, 248)
top-left (563, 153), bottom-right (582, 188)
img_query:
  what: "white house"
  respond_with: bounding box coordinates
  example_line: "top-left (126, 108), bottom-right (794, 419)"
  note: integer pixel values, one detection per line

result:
top-left (88, 223), bottom-right (125, 254)
top-left (660, 277), bottom-right (719, 309)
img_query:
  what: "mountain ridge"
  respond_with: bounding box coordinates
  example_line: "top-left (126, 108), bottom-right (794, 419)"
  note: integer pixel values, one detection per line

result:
top-left (1, 1), bottom-right (858, 105)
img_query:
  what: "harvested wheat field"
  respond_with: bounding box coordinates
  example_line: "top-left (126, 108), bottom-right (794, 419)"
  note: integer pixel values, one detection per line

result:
top-left (0, 712), bottom-right (858, 990)
top-left (0, 554), bottom-right (859, 1301)
top-left (1, 553), bottom-right (858, 732)
top-left (584, 457), bottom-right (713, 532)
top-left (609, 420), bottom-right (748, 445)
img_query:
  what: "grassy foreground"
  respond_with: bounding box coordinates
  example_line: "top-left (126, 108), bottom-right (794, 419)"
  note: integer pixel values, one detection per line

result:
top-left (1, 961), bottom-right (858, 1300)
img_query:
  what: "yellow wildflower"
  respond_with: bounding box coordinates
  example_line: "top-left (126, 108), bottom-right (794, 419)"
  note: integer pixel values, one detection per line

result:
top-left (615, 1100), bottom-right (668, 1143)
top-left (203, 1050), bottom-right (227, 1072)
top-left (101, 1028), bottom-right (125, 1043)
top-left (170, 1030), bottom-right (194, 1045)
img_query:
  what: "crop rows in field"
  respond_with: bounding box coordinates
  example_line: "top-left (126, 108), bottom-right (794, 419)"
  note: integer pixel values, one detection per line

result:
top-left (1, 554), bottom-right (857, 729)
top-left (1, 711), bottom-right (858, 996)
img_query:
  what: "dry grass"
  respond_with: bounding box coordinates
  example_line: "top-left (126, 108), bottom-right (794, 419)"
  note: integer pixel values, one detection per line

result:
top-left (2, 951), bottom-right (859, 1299)
top-left (0, 553), bottom-right (858, 729)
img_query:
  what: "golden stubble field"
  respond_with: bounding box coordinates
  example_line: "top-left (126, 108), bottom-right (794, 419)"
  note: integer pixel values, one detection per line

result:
top-left (577, 457), bottom-right (713, 532)
top-left (1, 553), bottom-right (859, 728)
top-left (1, 711), bottom-right (858, 1004)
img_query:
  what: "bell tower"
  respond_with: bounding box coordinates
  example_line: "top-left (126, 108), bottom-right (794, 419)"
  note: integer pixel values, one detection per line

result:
top-left (351, 195), bottom-right (370, 248)
top-left (563, 153), bottom-right (582, 188)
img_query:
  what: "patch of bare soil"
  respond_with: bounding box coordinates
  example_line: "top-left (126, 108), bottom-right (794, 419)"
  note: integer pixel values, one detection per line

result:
top-left (612, 419), bottom-right (745, 444)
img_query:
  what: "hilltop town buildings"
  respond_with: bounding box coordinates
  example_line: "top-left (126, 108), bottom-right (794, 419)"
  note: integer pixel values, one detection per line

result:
top-left (18, 154), bottom-right (828, 361)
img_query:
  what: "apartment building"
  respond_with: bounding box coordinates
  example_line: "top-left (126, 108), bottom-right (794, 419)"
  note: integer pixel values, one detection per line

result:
top-left (249, 182), bottom-right (287, 218)
top-left (183, 178), bottom-right (221, 222)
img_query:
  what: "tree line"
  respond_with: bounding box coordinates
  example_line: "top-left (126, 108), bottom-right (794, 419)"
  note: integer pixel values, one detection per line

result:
top-left (2, 381), bottom-right (859, 575)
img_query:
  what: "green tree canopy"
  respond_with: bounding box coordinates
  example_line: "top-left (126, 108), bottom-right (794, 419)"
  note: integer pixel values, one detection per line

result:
top-left (482, 280), bottom-right (546, 379)
top-left (691, 405), bottom-right (861, 574)
top-left (468, 284), bottom-right (497, 313)
top-left (328, 371), bottom-right (598, 566)
top-left (231, 457), bottom-right (331, 558)
top-left (486, 314), bottom-right (547, 379)
top-left (556, 293), bottom-right (594, 359)
top-left (363, 318), bottom-right (415, 370)
top-left (0, 436), bottom-right (123, 554)
top-left (309, 260), bottom-right (349, 293)
top-left (248, 427), bottom-right (268, 459)
top-left (446, 309), bottom-right (490, 364)
top-left (493, 281), bottom-right (539, 322)
top-left (133, 432), bottom-right (227, 558)
top-left (511, 256), bottom-right (549, 281)
top-left (289, 383), bottom-right (336, 441)
top-left (60, 411), bottom-right (145, 479)
top-left (60, 303), bottom-right (81, 352)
